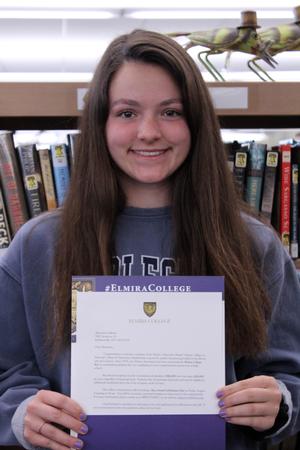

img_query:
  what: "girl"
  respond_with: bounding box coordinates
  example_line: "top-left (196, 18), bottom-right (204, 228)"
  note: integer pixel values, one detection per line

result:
top-left (1, 29), bottom-right (300, 450)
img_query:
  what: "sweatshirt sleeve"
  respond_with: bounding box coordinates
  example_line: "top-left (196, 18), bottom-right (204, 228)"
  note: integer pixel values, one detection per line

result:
top-left (0, 215), bottom-right (58, 446)
top-left (235, 222), bottom-right (300, 444)
top-left (264, 258), bottom-right (300, 444)
top-left (0, 262), bottom-right (50, 445)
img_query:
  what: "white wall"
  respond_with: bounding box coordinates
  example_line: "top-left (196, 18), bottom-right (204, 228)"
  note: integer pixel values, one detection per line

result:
top-left (0, 15), bottom-right (298, 80)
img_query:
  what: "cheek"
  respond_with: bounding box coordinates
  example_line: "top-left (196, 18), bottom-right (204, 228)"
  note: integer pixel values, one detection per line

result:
top-left (177, 128), bottom-right (191, 162)
top-left (106, 125), bottom-right (121, 156)
top-left (106, 123), bottom-right (134, 154)
top-left (182, 126), bottom-right (191, 150)
top-left (165, 123), bottom-right (190, 146)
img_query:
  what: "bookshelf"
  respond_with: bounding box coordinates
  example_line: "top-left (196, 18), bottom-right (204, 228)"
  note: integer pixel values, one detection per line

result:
top-left (0, 81), bottom-right (299, 268)
top-left (0, 81), bottom-right (299, 129)
top-left (0, 82), bottom-right (86, 130)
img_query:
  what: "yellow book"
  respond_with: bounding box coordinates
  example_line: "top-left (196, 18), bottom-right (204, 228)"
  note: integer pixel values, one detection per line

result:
top-left (37, 148), bottom-right (57, 210)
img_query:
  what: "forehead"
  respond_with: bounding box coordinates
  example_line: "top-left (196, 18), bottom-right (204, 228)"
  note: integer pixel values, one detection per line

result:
top-left (108, 61), bottom-right (181, 99)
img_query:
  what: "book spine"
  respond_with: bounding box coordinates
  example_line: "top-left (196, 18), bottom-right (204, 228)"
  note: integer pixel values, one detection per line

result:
top-left (233, 149), bottom-right (248, 198)
top-left (0, 132), bottom-right (28, 235)
top-left (17, 144), bottom-right (47, 217)
top-left (290, 163), bottom-right (299, 259)
top-left (260, 150), bottom-right (279, 223)
top-left (0, 185), bottom-right (11, 254)
top-left (50, 144), bottom-right (70, 207)
top-left (245, 142), bottom-right (266, 212)
top-left (280, 144), bottom-right (292, 253)
top-left (67, 132), bottom-right (80, 173)
top-left (225, 142), bottom-right (235, 173)
top-left (38, 148), bottom-right (57, 210)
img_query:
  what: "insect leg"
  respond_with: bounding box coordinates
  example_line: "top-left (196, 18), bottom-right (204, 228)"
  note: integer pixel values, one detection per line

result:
top-left (197, 50), bottom-right (225, 81)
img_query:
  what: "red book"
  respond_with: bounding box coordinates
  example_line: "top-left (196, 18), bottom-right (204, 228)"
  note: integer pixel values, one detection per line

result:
top-left (0, 131), bottom-right (28, 235)
top-left (279, 144), bottom-right (291, 253)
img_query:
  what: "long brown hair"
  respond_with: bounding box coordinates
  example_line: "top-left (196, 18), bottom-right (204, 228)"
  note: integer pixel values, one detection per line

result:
top-left (49, 29), bottom-right (270, 360)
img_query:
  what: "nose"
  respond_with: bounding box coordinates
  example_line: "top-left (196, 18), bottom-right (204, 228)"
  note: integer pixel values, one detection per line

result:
top-left (137, 115), bottom-right (161, 142)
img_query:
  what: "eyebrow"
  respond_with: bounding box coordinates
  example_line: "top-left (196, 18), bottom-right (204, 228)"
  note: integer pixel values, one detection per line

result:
top-left (110, 98), bottom-right (183, 107)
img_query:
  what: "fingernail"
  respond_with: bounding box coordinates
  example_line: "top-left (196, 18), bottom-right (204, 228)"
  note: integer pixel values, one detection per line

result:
top-left (219, 410), bottom-right (227, 418)
top-left (80, 413), bottom-right (87, 421)
top-left (216, 391), bottom-right (223, 398)
top-left (80, 423), bottom-right (89, 434)
top-left (218, 400), bottom-right (225, 407)
top-left (74, 440), bottom-right (84, 449)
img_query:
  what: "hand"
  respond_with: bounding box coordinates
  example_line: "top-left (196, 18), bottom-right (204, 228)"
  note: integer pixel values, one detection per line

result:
top-left (217, 375), bottom-right (282, 432)
top-left (24, 390), bottom-right (88, 449)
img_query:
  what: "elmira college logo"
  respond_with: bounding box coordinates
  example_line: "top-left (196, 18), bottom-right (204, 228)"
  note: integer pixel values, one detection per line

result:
top-left (143, 302), bottom-right (157, 317)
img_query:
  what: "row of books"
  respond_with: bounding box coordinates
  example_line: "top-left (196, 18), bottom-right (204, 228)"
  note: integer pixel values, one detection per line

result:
top-left (0, 130), bottom-right (79, 254)
top-left (226, 140), bottom-right (300, 259)
top-left (1, 130), bottom-right (300, 260)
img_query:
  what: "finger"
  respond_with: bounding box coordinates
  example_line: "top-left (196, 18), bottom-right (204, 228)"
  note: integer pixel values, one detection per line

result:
top-left (36, 390), bottom-right (84, 420)
top-left (217, 376), bottom-right (278, 399)
top-left (24, 415), bottom-right (85, 449)
top-left (23, 427), bottom-right (83, 450)
top-left (37, 422), bottom-right (84, 449)
top-left (220, 399), bottom-right (279, 419)
top-left (24, 413), bottom-right (47, 436)
top-left (225, 415), bottom-right (276, 431)
top-left (26, 402), bottom-right (88, 436)
top-left (218, 387), bottom-right (281, 409)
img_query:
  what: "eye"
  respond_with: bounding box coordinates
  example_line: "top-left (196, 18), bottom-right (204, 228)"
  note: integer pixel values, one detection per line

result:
top-left (117, 110), bottom-right (136, 119)
top-left (163, 109), bottom-right (182, 118)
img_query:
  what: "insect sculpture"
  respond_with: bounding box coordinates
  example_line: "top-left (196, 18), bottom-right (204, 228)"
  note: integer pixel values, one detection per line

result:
top-left (169, 11), bottom-right (277, 81)
top-left (249, 6), bottom-right (300, 81)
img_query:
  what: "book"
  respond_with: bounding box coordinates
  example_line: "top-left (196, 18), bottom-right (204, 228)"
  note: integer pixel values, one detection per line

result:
top-left (226, 140), bottom-right (240, 174)
top-left (17, 144), bottom-right (47, 218)
top-left (233, 144), bottom-right (248, 199)
top-left (260, 149), bottom-right (279, 223)
top-left (0, 182), bottom-right (11, 255)
top-left (67, 132), bottom-right (80, 172)
top-left (37, 147), bottom-right (57, 210)
top-left (0, 131), bottom-right (28, 235)
top-left (290, 163), bottom-right (299, 259)
top-left (50, 144), bottom-right (70, 207)
top-left (292, 143), bottom-right (300, 261)
top-left (279, 144), bottom-right (292, 253)
top-left (245, 142), bottom-right (266, 212)
top-left (270, 146), bottom-right (281, 232)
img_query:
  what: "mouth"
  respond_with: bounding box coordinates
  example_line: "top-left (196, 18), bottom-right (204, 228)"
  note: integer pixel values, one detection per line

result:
top-left (130, 148), bottom-right (169, 157)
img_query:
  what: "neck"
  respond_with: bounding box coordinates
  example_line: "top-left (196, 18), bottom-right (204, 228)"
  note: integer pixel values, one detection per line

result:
top-left (121, 178), bottom-right (171, 208)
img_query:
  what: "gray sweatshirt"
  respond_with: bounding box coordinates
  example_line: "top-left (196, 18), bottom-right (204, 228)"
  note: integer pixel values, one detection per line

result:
top-left (1, 207), bottom-right (300, 449)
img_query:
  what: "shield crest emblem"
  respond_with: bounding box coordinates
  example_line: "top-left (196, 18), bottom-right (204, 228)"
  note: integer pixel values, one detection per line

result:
top-left (143, 302), bottom-right (157, 317)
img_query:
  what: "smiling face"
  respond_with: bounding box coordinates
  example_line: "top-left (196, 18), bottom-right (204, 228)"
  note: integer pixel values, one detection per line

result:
top-left (105, 61), bottom-right (191, 207)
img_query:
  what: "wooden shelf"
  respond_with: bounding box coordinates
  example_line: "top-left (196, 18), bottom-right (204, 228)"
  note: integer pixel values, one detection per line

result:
top-left (0, 116), bottom-right (79, 130)
top-left (0, 82), bottom-right (298, 130)
top-left (209, 82), bottom-right (300, 116)
top-left (0, 82), bottom-right (87, 117)
top-left (218, 115), bottom-right (300, 129)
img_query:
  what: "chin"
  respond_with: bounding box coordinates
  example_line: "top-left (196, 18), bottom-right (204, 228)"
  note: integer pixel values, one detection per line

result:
top-left (136, 177), bottom-right (167, 184)
top-left (133, 171), bottom-right (170, 183)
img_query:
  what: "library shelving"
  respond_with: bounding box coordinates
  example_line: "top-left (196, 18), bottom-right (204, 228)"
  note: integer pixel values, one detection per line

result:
top-left (0, 81), bottom-right (300, 269)
top-left (0, 81), bottom-right (299, 129)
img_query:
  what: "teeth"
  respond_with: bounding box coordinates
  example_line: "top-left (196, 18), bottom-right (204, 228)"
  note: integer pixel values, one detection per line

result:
top-left (134, 150), bottom-right (164, 156)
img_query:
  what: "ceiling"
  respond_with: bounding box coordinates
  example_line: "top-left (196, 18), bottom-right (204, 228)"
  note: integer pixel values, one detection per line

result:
top-left (0, 1), bottom-right (299, 81)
